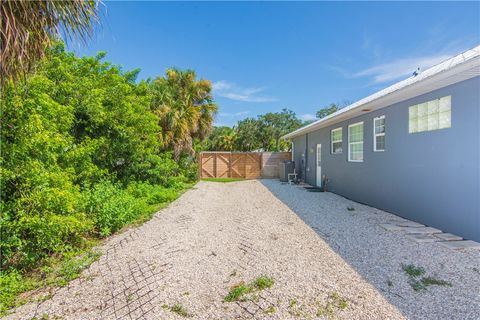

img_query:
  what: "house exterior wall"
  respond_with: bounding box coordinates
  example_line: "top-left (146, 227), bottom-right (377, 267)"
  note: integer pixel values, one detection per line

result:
top-left (293, 76), bottom-right (480, 241)
top-left (291, 135), bottom-right (307, 180)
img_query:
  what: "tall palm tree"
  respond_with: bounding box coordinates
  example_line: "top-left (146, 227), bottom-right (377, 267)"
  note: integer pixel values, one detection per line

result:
top-left (0, 0), bottom-right (101, 83)
top-left (150, 68), bottom-right (218, 160)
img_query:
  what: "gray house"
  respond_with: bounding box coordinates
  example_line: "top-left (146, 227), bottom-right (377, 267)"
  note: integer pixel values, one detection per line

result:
top-left (284, 46), bottom-right (480, 242)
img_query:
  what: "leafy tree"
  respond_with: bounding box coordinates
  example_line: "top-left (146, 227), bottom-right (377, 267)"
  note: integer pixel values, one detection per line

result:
top-left (150, 69), bottom-right (218, 160)
top-left (316, 101), bottom-right (350, 119)
top-left (234, 118), bottom-right (261, 151)
top-left (257, 109), bottom-right (302, 151)
top-left (206, 126), bottom-right (237, 151)
top-left (0, 43), bottom-right (215, 274)
top-left (0, 0), bottom-right (101, 83)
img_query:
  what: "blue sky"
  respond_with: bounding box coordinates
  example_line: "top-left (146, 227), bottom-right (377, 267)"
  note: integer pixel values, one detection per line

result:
top-left (71, 1), bottom-right (480, 126)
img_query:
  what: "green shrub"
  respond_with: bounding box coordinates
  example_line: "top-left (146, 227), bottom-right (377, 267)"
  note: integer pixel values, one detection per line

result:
top-left (84, 181), bottom-right (149, 236)
top-left (126, 182), bottom-right (180, 205)
top-left (0, 270), bottom-right (37, 314)
top-left (0, 42), bottom-right (201, 313)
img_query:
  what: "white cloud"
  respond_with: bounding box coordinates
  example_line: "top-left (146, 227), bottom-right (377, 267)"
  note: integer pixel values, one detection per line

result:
top-left (353, 54), bottom-right (451, 83)
top-left (219, 111), bottom-right (250, 117)
top-left (212, 80), bottom-right (276, 103)
top-left (299, 113), bottom-right (317, 121)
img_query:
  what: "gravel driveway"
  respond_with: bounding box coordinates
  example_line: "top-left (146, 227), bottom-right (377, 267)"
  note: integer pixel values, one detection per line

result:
top-left (5, 180), bottom-right (479, 319)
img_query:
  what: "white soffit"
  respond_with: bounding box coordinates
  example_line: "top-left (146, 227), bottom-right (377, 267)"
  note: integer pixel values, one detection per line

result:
top-left (283, 45), bottom-right (480, 139)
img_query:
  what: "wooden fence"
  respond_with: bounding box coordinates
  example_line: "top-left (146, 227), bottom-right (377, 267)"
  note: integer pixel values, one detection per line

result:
top-left (199, 151), bottom-right (291, 179)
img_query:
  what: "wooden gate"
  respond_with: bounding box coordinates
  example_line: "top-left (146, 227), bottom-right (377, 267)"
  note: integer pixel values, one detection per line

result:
top-left (199, 152), bottom-right (290, 179)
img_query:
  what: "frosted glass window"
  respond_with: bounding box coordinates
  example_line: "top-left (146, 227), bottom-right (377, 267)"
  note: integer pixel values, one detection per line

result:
top-left (409, 96), bottom-right (451, 133)
top-left (331, 127), bottom-right (343, 154)
top-left (348, 122), bottom-right (363, 162)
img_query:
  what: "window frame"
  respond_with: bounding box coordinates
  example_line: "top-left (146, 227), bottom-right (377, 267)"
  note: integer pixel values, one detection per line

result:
top-left (373, 115), bottom-right (385, 152)
top-left (330, 127), bottom-right (343, 154)
top-left (348, 121), bottom-right (364, 163)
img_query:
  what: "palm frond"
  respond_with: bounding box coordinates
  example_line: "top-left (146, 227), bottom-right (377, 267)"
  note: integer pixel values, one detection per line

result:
top-left (0, 0), bottom-right (102, 83)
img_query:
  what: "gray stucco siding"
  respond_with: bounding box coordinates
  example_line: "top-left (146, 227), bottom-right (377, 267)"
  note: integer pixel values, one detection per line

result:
top-left (293, 76), bottom-right (480, 241)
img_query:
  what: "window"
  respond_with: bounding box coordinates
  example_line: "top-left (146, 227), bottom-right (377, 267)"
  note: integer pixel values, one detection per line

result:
top-left (373, 116), bottom-right (385, 152)
top-left (331, 127), bottom-right (343, 154)
top-left (409, 95), bottom-right (451, 133)
top-left (348, 122), bottom-right (363, 162)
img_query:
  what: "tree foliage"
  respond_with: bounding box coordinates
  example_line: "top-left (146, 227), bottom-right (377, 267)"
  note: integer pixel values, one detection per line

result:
top-left (0, 43), bottom-right (215, 273)
top-left (0, 0), bottom-right (101, 83)
top-left (150, 69), bottom-right (218, 160)
top-left (316, 101), bottom-right (350, 119)
top-left (206, 108), bottom-right (304, 152)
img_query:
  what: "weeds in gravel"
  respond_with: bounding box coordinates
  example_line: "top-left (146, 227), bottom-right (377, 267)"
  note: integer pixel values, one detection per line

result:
top-left (265, 305), bottom-right (276, 314)
top-left (401, 263), bottom-right (452, 291)
top-left (420, 277), bottom-right (452, 287)
top-left (253, 276), bottom-right (274, 290)
top-left (0, 249), bottom-right (101, 316)
top-left (402, 264), bottom-right (426, 278)
top-left (288, 298), bottom-right (304, 317)
top-left (224, 276), bottom-right (274, 302)
top-left (289, 299), bottom-right (298, 308)
top-left (163, 303), bottom-right (190, 317)
top-left (224, 283), bottom-right (252, 302)
top-left (316, 292), bottom-right (349, 318)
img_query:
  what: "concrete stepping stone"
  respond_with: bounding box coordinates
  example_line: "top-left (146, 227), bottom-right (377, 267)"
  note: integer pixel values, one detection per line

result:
top-left (379, 223), bottom-right (404, 231)
top-left (406, 234), bottom-right (439, 243)
top-left (434, 233), bottom-right (463, 241)
top-left (392, 221), bottom-right (425, 228)
top-left (438, 240), bottom-right (480, 250)
top-left (400, 226), bottom-right (442, 234)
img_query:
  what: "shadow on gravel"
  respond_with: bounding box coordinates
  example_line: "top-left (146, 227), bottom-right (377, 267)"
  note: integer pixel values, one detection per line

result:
top-left (258, 179), bottom-right (480, 320)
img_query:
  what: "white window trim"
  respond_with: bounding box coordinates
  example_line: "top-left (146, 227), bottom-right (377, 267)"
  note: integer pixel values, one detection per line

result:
top-left (331, 127), bottom-right (342, 154)
top-left (373, 115), bottom-right (385, 152)
top-left (348, 121), bottom-right (364, 163)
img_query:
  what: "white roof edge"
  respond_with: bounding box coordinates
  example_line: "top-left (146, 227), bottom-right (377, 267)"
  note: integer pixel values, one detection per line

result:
top-left (283, 45), bottom-right (480, 139)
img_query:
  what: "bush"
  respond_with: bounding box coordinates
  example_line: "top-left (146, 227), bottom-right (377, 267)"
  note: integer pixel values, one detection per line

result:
top-left (0, 43), bottom-right (203, 313)
top-left (0, 270), bottom-right (36, 314)
top-left (83, 181), bottom-right (149, 237)
top-left (126, 182), bottom-right (180, 205)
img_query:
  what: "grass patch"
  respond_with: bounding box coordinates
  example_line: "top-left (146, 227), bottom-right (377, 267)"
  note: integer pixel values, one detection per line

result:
top-left (401, 263), bottom-right (451, 291)
top-left (202, 178), bottom-right (245, 183)
top-left (224, 276), bottom-right (274, 302)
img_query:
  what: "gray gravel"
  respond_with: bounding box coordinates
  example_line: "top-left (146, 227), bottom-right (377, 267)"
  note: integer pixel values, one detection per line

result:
top-left (4, 180), bottom-right (478, 319)
top-left (261, 179), bottom-right (480, 320)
